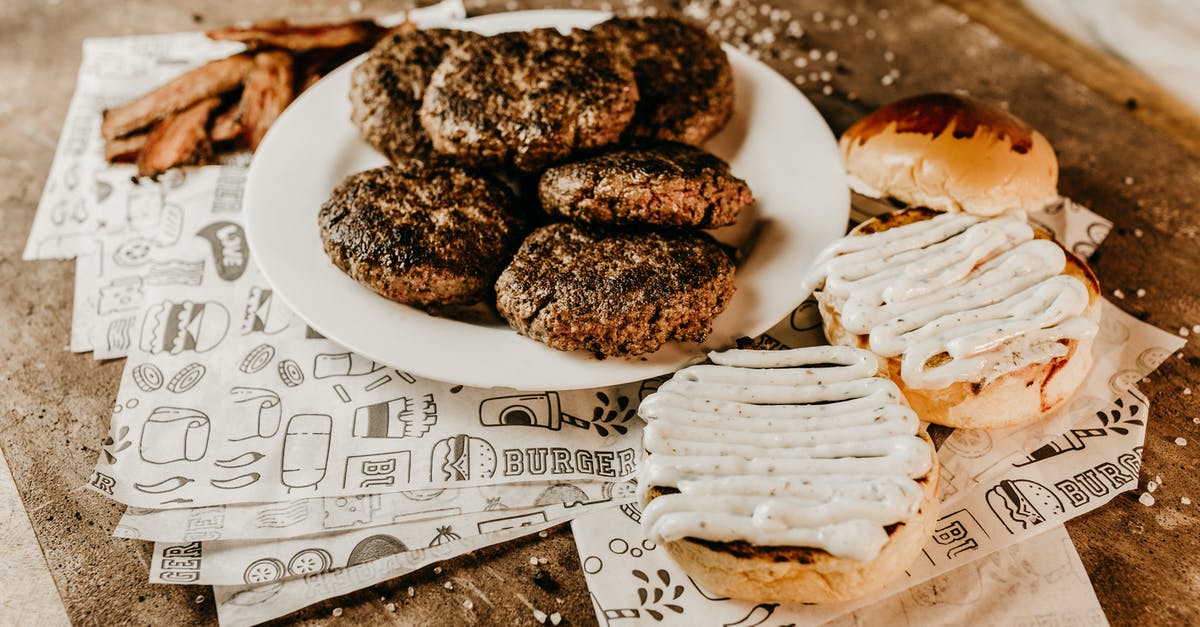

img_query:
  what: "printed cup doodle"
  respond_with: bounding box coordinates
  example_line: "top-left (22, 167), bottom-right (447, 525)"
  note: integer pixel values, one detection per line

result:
top-left (477, 510), bottom-right (548, 534)
top-left (139, 406), bottom-right (210, 464)
top-left (428, 525), bottom-right (462, 547)
top-left (131, 363), bottom-right (164, 392)
top-left (215, 451), bottom-right (266, 469)
top-left (255, 501), bottom-right (309, 529)
top-left (324, 495), bottom-right (382, 529)
top-left (343, 451), bottom-right (412, 491)
top-left (313, 352), bottom-right (383, 378)
top-left (241, 287), bottom-right (291, 335)
top-left (277, 359), bottom-right (304, 387)
top-left (288, 549), bottom-right (333, 576)
top-left (135, 476), bottom-right (194, 494)
top-left (229, 387), bottom-right (282, 440)
top-left (280, 414), bottom-right (332, 492)
top-left (239, 344), bottom-right (276, 374)
top-left (346, 534), bottom-right (409, 567)
top-left (97, 277), bottom-right (144, 314)
top-left (985, 479), bottom-right (1064, 534)
top-left (166, 363), bottom-right (206, 393)
top-left (145, 259), bottom-right (205, 286)
top-left (353, 394), bottom-right (437, 439)
top-left (140, 299), bottom-right (230, 354)
top-left (211, 473), bottom-right (262, 490)
top-left (431, 434), bottom-right (496, 482)
top-left (478, 392), bottom-right (585, 431)
top-left (197, 221), bottom-right (249, 281)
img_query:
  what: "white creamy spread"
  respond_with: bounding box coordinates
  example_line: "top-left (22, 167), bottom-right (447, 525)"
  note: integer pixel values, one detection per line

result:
top-left (638, 346), bottom-right (932, 562)
top-left (807, 212), bottom-right (1098, 389)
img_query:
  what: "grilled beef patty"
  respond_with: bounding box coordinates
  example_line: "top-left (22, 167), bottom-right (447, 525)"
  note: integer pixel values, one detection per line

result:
top-left (419, 28), bottom-right (639, 172)
top-left (592, 17), bottom-right (734, 146)
top-left (349, 29), bottom-right (481, 163)
top-left (319, 161), bottom-right (526, 308)
top-left (538, 141), bottom-right (752, 228)
top-left (495, 222), bottom-right (736, 356)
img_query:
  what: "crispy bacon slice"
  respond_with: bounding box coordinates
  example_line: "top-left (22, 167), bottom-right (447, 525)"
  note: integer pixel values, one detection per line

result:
top-left (240, 51), bottom-right (295, 150)
top-left (210, 100), bottom-right (244, 143)
top-left (104, 132), bottom-right (149, 163)
top-left (206, 19), bottom-right (386, 51)
top-left (136, 97), bottom-right (221, 177)
top-left (102, 54), bottom-right (254, 140)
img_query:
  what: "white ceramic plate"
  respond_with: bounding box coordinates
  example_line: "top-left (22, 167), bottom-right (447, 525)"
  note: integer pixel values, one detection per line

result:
top-left (245, 10), bottom-right (848, 390)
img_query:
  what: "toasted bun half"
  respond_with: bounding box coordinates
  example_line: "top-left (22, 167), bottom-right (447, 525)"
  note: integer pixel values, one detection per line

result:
top-left (644, 430), bottom-right (939, 604)
top-left (819, 208), bottom-right (1101, 430)
top-left (839, 93), bottom-right (1059, 216)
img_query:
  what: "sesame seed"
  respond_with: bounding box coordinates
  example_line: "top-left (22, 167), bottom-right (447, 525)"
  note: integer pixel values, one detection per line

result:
top-left (820, 71), bottom-right (832, 81)
top-left (1113, 289), bottom-right (1125, 299)
top-left (550, 613), bottom-right (563, 625)
top-left (1139, 492), bottom-right (1156, 506)
top-left (794, 56), bottom-right (808, 67)
top-left (1134, 228), bottom-right (1144, 237)
top-left (822, 85), bottom-right (833, 95)
top-left (444, 581), bottom-right (454, 590)
top-left (332, 608), bottom-right (344, 617)
top-left (1184, 388), bottom-right (1192, 395)
top-left (1194, 324), bottom-right (1200, 333)
top-left (1184, 497), bottom-right (1193, 505)
top-left (881, 75), bottom-right (895, 86)
top-left (794, 75), bottom-right (806, 85)
top-left (1177, 437), bottom-right (1188, 446)
top-left (434, 566), bottom-right (443, 574)
top-left (865, 28), bottom-right (877, 40)
top-left (386, 603), bottom-right (396, 612)
top-left (830, 19), bottom-right (843, 30)
top-left (825, 50), bottom-right (838, 62)
top-left (1124, 176), bottom-right (1134, 185)
top-left (847, 14), bottom-right (859, 26)
top-left (408, 587), bottom-right (415, 597)
top-left (878, 8), bottom-right (890, 18)
top-left (538, 530), bottom-right (548, 538)
top-left (534, 609), bottom-right (548, 624)
top-left (194, 596), bottom-right (205, 604)
top-left (1137, 288), bottom-right (1146, 297)
top-left (530, 556), bottom-right (539, 565)
top-left (813, 11), bottom-right (825, 22)
top-left (809, 49), bottom-right (822, 60)
top-left (884, 50), bottom-right (896, 62)
top-left (464, 599), bottom-right (474, 610)
top-left (1148, 480), bottom-right (1158, 492)
top-left (1181, 327), bottom-right (1190, 337)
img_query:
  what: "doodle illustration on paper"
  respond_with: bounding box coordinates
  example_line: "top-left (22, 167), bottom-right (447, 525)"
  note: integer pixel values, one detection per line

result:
top-left (255, 501), bottom-right (309, 529)
top-left (928, 509), bottom-right (987, 561)
top-left (985, 479), bottom-right (1064, 534)
top-left (196, 221), bottom-right (249, 281)
top-left (97, 277), bottom-right (144, 314)
top-left (1094, 395), bottom-right (1146, 435)
top-left (229, 387), bottom-right (282, 440)
top-left (323, 495), bottom-right (381, 529)
top-left (352, 394), bottom-right (437, 439)
top-left (288, 548), bottom-right (333, 576)
top-left (477, 511), bottom-right (547, 534)
top-left (402, 488), bottom-right (445, 501)
top-left (139, 300), bottom-right (230, 354)
top-left (225, 581), bottom-right (284, 606)
top-left (238, 344), bottom-right (276, 374)
top-left (343, 451), bottom-right (412, 490)
top-left (139, 407), bottom-right (210, 464)
top-left (789, 297), bottom-right (822, 331)
top-left (944, 429), bottom-right (992, 460)
top-left (615, 569), bottom-right (684, 622)
top-left (277, 359), bottom-right (304, 387)
top-left (145, 259), bottom-right (205, 286)
top-left (134, 476), bottom-right (194, 494)
top-left (638, 376), bottom-right (668, 402)
top-left (431, 435), bottom-right (496, 482)
top-left (113, 238), bottom-right (155, 267)
top-left (240, 287), bottom-right (290, 335)
top-left (214, 451), bottom-right (266, 469)
top-left (1012, 428), bottom-right (1108, 467)
top-left (244, 558), bottom-right (286, 585)
top-left (590, 392), bottom-right (637, 436)
top-left (280, 414), bottom-right (331, 492)
top-left (534, 483), bottom-right (589, 507)
top-left (126, 182), bottom-right (183, 245)
top-left (723, 604), bottom-right (780, 627)
top-left (428, 525), bottom-right (462, 547)
top-left (211, 472), bottom-right (261, 490)
top-left (606, 537), bottom-right (655, 559)
top-left (90, 471), bottom-right (116, 495)
top-left (107, 316), bottom-right (136, 352)
top-left (484, 497), bottom-right (506, 511)
top-left (131, 363), bottom-right (164, 392)
top-left (313, 352), bottom-right (383, 378)
top-left (479, 392), bottom-right (584, 431)
top-left (166, 363), bottom-right (206, 393)
top-left (100, 425), bottom-right (133, 465)
top-left (347, 535), bottom-right (408, 566)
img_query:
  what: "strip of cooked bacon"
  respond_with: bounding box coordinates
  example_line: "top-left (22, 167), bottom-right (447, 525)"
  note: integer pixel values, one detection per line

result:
top-left (293, 40), bottom-right (373, 92)
top-left (136, 97), bottom-right (221, 177)
top-left (104, 132), bottom-right (149, 163)
top-left (102, 54), bottom-right (254, 140)
top-left (206, 19), bottom-right (386, 51)
top-left (240, 51), bottom-right (295, 150)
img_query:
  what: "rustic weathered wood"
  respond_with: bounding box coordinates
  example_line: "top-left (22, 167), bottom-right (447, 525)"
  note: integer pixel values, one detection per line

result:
top-left (1, 0), bottom-right (1197, 626)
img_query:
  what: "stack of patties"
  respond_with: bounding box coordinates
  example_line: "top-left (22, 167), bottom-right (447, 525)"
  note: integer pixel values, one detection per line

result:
top-left (324, 16), bottom-right (754, 357)
top-left (809, 93), bottom-right (1101, 429)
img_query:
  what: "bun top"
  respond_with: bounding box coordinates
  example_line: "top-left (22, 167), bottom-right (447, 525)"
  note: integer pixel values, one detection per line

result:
top-left (839, 93), bottom-right (1059, 216)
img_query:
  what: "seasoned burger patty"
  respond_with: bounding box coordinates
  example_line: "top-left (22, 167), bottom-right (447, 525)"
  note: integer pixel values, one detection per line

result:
top-left (538, 141), bottom-right (753, 228)
top-left (419, 28), bottom-right (639, 172)
top-left (319, 161), bottom-right (526, 308)
top-left (592, 17), bottom-right (734, 146)
top-left (349, 29), bottom-right (481, 162)
top-left (495, 222), bottom-right (736, 356)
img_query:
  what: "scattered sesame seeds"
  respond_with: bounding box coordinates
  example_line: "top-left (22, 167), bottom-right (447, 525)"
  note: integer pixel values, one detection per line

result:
top-left (464, 599), bottom-right (474, 610)
top-left (794, 75), bottom-right (806, 85)
top-left (847, 14), bottom-right (859, 26)
top-left (550, 612), bottom-right (563, 626)
top-left (812, 11), bottom-right (825, 22)
top-left (1184, 497), bottom-right (1193, 505)
top-left (1124, 176), bottom-right (1135, 185)
top-left (1176, 437), bottom-right (1188, 446)
top-left (530, 556), bottom-right (539, 565)
top-left (1134, 228), bottom-right (1144, 237)
top-left (825, 50), bottom-right (838, 62)
top-left (408, 587), bottom-right (415, 598)
top-left (538, 530), bottom-right (548, 538)
top-left (883, 50), bottom-right (896, 62)
top-left (1113, 289), bottom-right (1125, 299)
top-left (809, 71), bottom-right (819, 81)
top-left (865, 28), bottom-right (877, 40)
top-left (878, 8), bottom-right (891, 19)
top-left (1139, 492), bottom-right (1156, 506)
top-left (1148, 480), bottom-right (1158, 492)
top-left (881, 75), bottom-right (895, 86)
top-left (332, 608), bottom-right (344, 617)
top-left (809, 48), bottom-right (822, 60)
top-left (1193, 324), bottom-right (1200, 333)
top-left (386, 603), bottom-right (396, 612)
top-left (434, 566), bottom-right (443, 574)
top-left (819, 70), bottom-right (832, 81)
top-left (830, 18), bottom-right (843, 30)
top-left (194, 596), bottom-right (205, 604)
top-left (347, 0), bottom-right (363, 13)
top-left (1156, 475), bottom-right (1163, 485)
top-left (1180, 327), bottom-right (1190, 337)
top-left (1137, 288), bottom-right (1146, 297)
top-left (533, 609), bottom-right (549, 624)
top-left (1193, 417), bottom-right (1199, 424)
top-left (794, 56), bottom-right (808, 68)
top-left (444, 581), bottom-right (455, 591)
top-left (822, 85), bottom-right (833, 95)
top-left (1184, 388), bottom-right (1192, 395)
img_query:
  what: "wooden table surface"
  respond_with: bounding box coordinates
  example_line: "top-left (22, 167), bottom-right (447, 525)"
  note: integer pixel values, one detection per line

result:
top-left (2, 0), bottom-right (1198, 625)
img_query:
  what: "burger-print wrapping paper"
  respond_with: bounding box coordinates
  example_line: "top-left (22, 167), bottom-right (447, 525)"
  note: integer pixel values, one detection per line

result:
top-left (572, 387), bottom-right (1146, 627)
